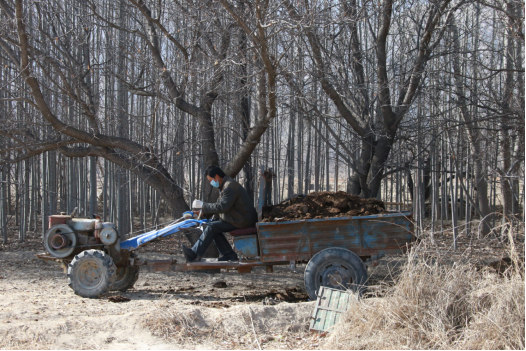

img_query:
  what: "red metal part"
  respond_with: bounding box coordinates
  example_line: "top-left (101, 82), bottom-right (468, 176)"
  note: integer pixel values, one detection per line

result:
top-left (229, 227), bottom-right (258, 237)
top-left (49, 215), bottom-right (71, 227)
top-left (50, 233), bottom-right (68, 249)
top-left (93, 220), bottom-right (103, 239)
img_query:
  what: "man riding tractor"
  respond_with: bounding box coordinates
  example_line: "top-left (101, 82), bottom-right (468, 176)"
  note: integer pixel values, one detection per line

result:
top-left (182, 165), bottom-right (258, 262)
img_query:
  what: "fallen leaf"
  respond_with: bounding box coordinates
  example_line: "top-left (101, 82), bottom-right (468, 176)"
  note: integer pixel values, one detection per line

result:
top-left (108, 295), bottom-right (130, 303)
top-left (213, 281), bottom-right (227, 288)
top-left (176, 286), bottom-right (195, 292)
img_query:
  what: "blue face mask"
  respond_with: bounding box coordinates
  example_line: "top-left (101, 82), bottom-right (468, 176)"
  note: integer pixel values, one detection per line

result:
top-left (210, 179), bottom-right (220, 188)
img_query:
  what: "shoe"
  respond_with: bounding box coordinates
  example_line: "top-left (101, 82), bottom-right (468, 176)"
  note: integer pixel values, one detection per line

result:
top-left (217, 252), bottom-right (239, 262)
top-left (182, 245), bottom-right (198, 262)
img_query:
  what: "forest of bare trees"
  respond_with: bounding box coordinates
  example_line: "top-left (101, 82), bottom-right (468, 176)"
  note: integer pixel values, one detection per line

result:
top-left (0, 0), bottom-right (524, 244)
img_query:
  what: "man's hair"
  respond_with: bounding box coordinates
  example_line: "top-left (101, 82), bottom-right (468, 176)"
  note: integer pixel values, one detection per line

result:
top-left (204, 165), bottom-right (226, 178)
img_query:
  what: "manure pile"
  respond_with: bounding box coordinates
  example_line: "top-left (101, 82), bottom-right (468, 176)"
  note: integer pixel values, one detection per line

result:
top-left (261, 191), bottom-right (386, 222)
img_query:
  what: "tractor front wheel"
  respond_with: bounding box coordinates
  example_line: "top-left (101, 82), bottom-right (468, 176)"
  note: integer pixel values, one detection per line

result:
top-left (67, 250), bottom-right (116, 298)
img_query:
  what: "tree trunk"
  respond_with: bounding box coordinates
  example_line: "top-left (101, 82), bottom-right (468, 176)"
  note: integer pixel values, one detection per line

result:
top-left (1, 165), bottom-right (7, 244)
top-left (451, 17), bottom-right (491, 235)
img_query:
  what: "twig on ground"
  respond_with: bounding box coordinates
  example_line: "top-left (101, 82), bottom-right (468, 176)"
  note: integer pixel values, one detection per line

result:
top-left (248, 307), bottom-right (262, 350)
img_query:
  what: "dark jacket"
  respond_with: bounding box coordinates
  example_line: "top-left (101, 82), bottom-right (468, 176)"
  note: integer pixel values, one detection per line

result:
top-left (202, 175), bottom-right (258, 228)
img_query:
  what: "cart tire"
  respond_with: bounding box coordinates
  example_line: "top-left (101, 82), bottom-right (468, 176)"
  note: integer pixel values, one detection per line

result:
top-left (67, 250), bottom-right (116, 298)
top-left (112, 267), bottom-right (140, 291)
top-left (304, 247), bottom-right (367, 300)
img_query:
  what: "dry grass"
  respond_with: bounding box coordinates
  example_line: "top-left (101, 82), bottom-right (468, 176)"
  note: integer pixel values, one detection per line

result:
top-left (0, 329), bottom-right (56, 350)
top-left (325, 232), bottom-right (525, 350)
top-left (142, 301), bottom-right (315, 349)
top-left (143, 301), bottom-right (261, 343)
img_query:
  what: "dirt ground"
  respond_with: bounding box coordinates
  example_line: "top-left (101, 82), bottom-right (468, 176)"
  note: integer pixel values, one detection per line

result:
top-left (0, 218), bottom-right (520, 349)
top-left (0, 249), bottom-right (316, 349)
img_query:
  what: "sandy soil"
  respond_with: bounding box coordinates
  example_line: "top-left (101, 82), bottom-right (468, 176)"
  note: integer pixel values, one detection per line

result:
top-left (0, 248), bottom-right (317, 349)
top-left (0, 218), bottom-right (519, 349)
top-left (0, 246), bottom-right (401, 349)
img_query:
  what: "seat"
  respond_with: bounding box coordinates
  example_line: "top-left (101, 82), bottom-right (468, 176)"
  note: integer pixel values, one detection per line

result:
top-left (228, 227), bottom-right (258, 237)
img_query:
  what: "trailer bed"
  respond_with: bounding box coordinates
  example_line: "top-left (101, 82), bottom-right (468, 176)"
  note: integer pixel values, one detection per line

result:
top-left (257, 212), bottom-right (414, 262)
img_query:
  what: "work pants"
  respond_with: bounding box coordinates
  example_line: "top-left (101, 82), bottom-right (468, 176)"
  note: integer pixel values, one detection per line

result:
top-left (192, 220), bottom-right (237, 257)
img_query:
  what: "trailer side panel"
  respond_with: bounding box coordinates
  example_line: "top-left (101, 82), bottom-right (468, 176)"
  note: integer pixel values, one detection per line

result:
top-left (257, 212), bottom-right (414, 262)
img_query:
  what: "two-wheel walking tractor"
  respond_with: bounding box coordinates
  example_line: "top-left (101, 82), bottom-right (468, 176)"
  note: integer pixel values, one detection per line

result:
top-left (37, 201), bottom-right (414, 300)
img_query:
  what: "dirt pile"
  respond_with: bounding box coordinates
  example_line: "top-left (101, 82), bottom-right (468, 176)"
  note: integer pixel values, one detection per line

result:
top-left (144, 301), bottom-right (316, 347)
top-left (261, 191), bottom-right (386, 222)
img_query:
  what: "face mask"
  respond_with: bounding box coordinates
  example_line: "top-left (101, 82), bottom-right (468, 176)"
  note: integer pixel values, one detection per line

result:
top-left (210, 179), bottom-right (220, 188)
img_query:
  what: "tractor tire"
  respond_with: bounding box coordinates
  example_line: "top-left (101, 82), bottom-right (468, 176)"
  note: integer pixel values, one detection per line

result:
top-left (67, 250), bottom-right (116, 298)
top-left (112, 267), bottom-right (140, 292)
top-left (304, 247), bottom-right (367, 301)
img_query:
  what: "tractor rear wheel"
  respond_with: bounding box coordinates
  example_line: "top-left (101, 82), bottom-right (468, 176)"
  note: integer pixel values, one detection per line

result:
top-left (112, 267), bottom-right (140, 292)
top-left (304, 247), bottom-right (367, 300)
top-left (67, 250), bottom-right (116, 298)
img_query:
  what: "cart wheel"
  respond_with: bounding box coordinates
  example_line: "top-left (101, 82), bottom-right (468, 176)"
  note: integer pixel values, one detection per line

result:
top-left (44, 224), bottom-right (77, 258)
top-left (112, 267), bottom-right (140, 292)
top-left (304, 247), bottom-right (367, 300)
top-left (67, 250), bottom-right (116, 298)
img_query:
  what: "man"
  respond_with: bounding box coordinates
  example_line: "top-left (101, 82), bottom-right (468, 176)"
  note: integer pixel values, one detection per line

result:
top-left (182, 165), bottom-right (258, 262)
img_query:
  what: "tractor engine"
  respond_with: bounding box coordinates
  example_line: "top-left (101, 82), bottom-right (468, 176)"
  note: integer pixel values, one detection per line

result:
top-left (41, 209), bottom-right (139, 298)
top-left (44, 213), bottom-right (119, 259)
